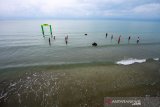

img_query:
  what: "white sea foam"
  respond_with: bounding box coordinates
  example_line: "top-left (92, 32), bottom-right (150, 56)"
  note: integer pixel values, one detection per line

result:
top-left (116, 58), bottom-right (146, 65)
top-left (153, 58), bottom-right (159, 61)
top-left (10, 82), bottom-right (17, 87)
top-left (0, 92), bottom-right (8, 100)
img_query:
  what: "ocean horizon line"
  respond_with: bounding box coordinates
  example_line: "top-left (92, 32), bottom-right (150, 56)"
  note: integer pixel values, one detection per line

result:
top-left (0, 17), bottom-right (160, 22)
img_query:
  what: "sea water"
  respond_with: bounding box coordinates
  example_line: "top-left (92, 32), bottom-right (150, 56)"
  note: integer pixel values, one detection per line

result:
top-left (0, 19), bottom-right (160, 68)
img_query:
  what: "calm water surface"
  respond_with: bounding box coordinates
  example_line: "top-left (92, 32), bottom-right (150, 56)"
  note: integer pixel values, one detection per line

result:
top-left (0, 20), bottom-right (160, 68)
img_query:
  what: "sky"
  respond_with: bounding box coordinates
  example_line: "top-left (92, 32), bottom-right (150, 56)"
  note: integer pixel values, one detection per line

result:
top-left (0, 0), bottom-right (160, 20)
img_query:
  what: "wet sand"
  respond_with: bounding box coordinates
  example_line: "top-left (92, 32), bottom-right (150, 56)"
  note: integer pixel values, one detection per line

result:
top-left (0, 60), bottom-right (160, 107)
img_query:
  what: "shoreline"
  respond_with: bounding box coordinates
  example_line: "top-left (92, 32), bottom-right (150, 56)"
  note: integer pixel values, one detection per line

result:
top-left (0, 57), bottom-right (159, 70)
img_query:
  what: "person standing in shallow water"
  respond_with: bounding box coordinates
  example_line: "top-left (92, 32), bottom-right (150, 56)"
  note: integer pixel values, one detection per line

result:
top-left (137, 37), bottom-right (140, 44)
top-left (111, 35), bottom-right (113, 41)
top-left (49, 38), bottom-right (51, 46)
top-left (106, 33), bottom-right (108, 38)
top-left (128, 36), bottom-right (131, 44)
top-left (118, 35), bottom-right (121, 44)
top-left (65, 36), bottom-right (68, 45)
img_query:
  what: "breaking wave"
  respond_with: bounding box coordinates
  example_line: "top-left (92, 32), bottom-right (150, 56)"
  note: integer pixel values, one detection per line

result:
top-left (116, 58), bottom-right (146, 65)
top-left (116, 58), bottom-right (160, 65)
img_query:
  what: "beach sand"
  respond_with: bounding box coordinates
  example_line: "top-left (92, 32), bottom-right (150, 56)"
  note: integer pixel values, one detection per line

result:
top-left (0, 60), bottom-right (160, 107)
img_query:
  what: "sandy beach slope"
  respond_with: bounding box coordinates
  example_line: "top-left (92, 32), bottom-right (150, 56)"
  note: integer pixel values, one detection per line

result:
top-left (0, 60), bottom-right (160, 107)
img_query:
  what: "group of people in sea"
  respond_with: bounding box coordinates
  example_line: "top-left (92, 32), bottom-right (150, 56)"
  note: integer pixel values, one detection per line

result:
top-left (48, 35), bottom-right (69, 46)
top-left (106, 33), bottom-right (140, 45)
top-left (48, 33), bottom-right (140, 46)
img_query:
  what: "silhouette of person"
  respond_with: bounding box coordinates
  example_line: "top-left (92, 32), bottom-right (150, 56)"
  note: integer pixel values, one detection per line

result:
top-left (49, 38), bottom-right (51, 46)
top-left (128, 36), bottom-right (131, 43)
top-left (106, 33), bottom-right (108, 38)
top-left (111, 35), bottom-right (113, 41)
top-left (137, 37), bottom-right (140, 44)
top-left (118, 35), bottom-right (121, 44)
top-left (65, 36), bottom-right (68, 45)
